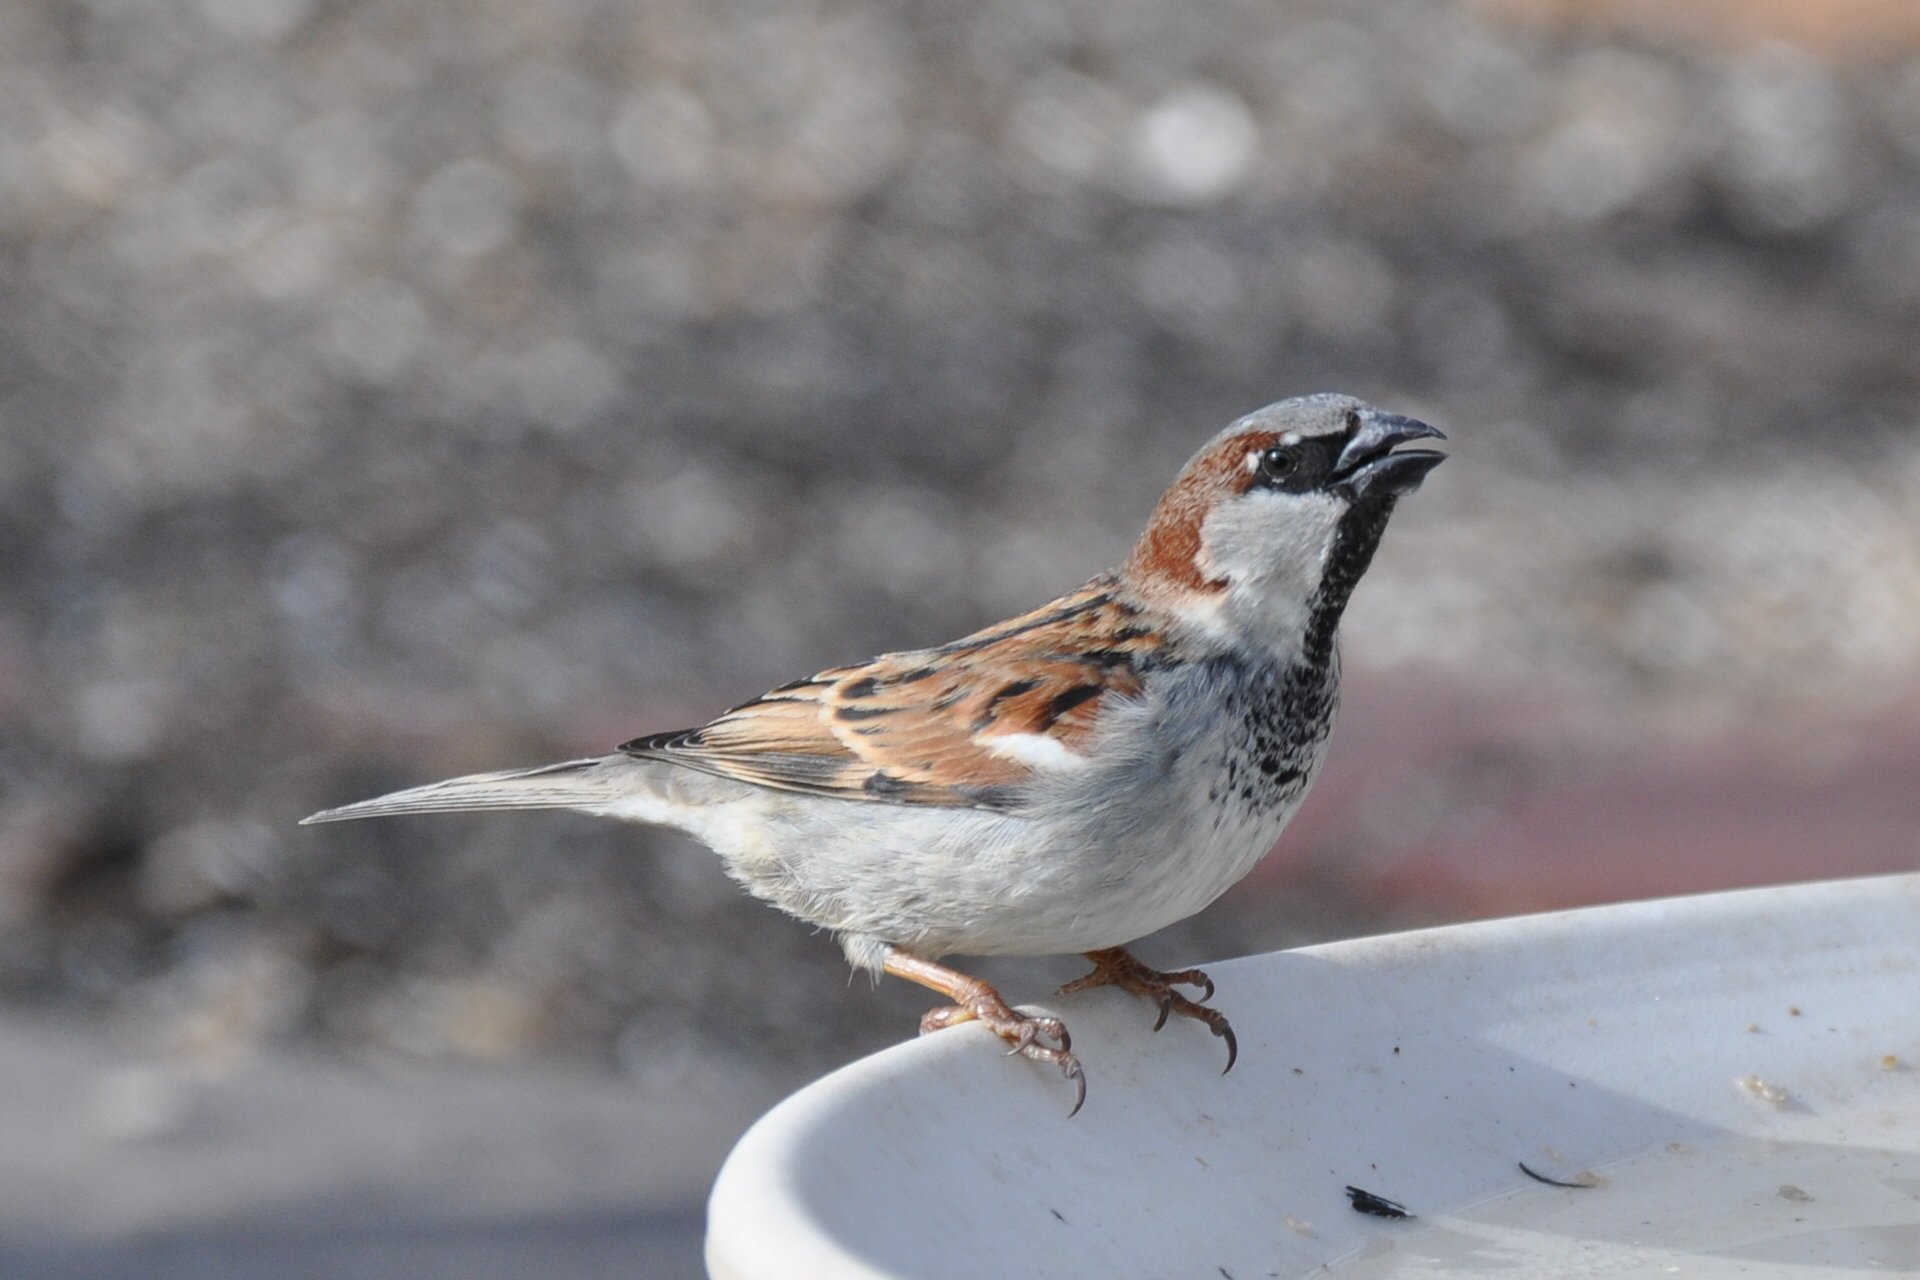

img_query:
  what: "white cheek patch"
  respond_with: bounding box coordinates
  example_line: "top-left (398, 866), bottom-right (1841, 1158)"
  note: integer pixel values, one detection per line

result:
top-left (1198, 489), bottom-right (1345, 598)
top-left (982, 732), bottom-right (1092, 772)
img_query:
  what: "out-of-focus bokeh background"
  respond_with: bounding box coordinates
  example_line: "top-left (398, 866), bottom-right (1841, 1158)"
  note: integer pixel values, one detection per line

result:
top-left (2, 0), bottom-right (1918, 1273)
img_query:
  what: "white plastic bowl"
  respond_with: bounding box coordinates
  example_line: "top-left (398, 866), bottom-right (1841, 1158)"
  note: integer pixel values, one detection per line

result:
top-left (707, 874), bottom-right (1920, 1279)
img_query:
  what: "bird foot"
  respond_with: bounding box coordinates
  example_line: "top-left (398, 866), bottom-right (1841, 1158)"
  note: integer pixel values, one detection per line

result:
top-left (918, 988), bottom-right (1086, 1116)
top-left (883, 949), bottom-right (1086, 1116)
top-left (1060, 947), bottom-right (1238, 1073)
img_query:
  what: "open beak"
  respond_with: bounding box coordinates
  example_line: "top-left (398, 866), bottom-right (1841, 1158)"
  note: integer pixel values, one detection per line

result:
top-left (1333, 410), bottom-right (1447, 498)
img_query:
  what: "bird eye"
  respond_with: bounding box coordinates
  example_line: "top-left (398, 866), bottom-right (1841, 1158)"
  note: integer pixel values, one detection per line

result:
top-left (1259, 446), bottom-right (1297, 482)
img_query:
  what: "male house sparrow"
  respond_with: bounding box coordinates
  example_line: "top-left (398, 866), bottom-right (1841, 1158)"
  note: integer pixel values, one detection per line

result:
top-left (305, 394), bottom-right (1444, 1113)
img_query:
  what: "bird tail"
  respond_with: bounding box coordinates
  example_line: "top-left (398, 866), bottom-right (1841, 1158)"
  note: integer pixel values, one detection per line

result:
top-left (300, 756), bottom-right (645, 825)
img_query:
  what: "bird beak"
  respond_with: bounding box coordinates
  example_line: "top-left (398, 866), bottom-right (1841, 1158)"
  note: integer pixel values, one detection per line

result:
top-left (1334, 410), bottom-right (1447, 498)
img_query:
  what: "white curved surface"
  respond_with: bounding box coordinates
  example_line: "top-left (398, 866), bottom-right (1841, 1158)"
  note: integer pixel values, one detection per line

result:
top-left (707, 874), bottom-right (1920, 1279)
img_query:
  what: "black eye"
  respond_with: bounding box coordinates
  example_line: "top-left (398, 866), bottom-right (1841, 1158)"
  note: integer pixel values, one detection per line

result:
top-left (1258, 446), bottom-right (1298, 482)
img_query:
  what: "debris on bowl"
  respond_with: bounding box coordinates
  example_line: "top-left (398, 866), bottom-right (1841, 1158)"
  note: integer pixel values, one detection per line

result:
top-left (1519, 1161), bottom-right (1601, 1189)
top-left (1345, 1186), bottom-right (1413, 1219)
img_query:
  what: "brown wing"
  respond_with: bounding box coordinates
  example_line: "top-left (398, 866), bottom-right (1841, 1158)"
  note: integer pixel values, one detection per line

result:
top-left (620, 576), bottom-right (1161, 810)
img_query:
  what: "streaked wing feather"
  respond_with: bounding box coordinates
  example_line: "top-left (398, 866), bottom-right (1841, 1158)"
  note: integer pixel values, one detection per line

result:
top-left (619, 576), bottom-right (1161, 809)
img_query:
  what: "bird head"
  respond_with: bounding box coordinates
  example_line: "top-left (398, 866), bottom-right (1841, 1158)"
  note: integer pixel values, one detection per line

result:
top-left (1123, 393), bottom-right (1446, 660)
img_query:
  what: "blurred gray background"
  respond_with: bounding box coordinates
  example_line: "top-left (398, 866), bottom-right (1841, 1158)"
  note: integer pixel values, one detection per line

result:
top-left (2, 0), bottom-right (1919, 1274)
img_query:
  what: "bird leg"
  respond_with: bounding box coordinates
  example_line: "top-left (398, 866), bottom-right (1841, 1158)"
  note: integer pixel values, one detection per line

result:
top-left (882, 949), bottom-right (1086, 1116)
top-left (1060, 946), bottom-right (1238, 1073)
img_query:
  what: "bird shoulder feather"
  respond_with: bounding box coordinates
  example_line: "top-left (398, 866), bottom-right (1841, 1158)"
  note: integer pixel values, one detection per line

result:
top-left (620, 576), bottom-right (1163, 809)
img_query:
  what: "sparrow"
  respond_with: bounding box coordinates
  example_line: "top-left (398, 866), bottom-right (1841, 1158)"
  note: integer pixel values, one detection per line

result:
top-left (304, 393), bottom-right (1445, 1114)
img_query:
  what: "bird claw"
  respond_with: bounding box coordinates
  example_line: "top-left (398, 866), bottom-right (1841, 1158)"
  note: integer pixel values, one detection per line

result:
top-left (1062, 948), bottom-right (1237, 1073)
top-left (1002, 1018), bottom-right (1063, 1056)
top-left (1062, 1054), bottom-right (1087, 1118)
top-left (918, 994), bottom-right (1083, 1114)
top-left (1207, 1009), bottom-right (1239, 1075)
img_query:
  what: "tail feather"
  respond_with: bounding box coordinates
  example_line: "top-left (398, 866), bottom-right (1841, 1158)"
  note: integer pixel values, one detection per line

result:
top-left (300, 757), bottom-right (630, 824)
